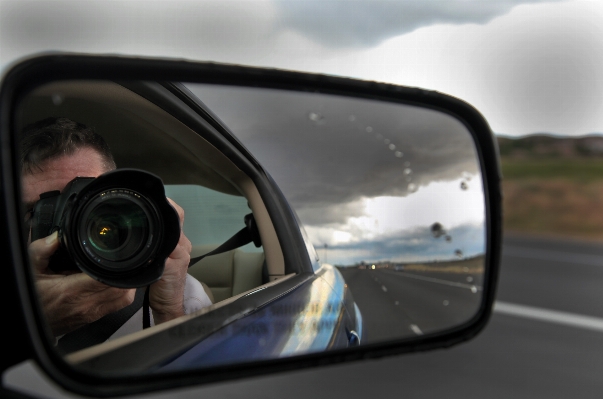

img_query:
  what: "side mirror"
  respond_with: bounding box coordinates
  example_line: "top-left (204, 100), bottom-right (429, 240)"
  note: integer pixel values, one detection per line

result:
top-left (0, 55), bottom-right (502, 396)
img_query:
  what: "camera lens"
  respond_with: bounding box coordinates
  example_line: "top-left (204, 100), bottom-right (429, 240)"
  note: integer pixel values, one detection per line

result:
top-left (90, 218), bottom-right (123, 250)
top-left (55, 170), bottom-right (179, 287)
top-left (82, 195), bottom-right (152, 263)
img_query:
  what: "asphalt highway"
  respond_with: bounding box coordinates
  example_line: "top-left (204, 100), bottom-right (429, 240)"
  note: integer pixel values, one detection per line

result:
top-left (339, 266), bottom-right (483, 341)
top-left (197, 233), bottom-right (603, 398)
top-left (6, 234), bottom-right (603, 398)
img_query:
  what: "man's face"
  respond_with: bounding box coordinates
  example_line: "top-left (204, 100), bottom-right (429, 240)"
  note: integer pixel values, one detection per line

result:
top-left (22, 147), bottom-right (110, 212)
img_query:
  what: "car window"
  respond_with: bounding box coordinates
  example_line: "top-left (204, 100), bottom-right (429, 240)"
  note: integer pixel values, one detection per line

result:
top-left (164, 184), bottom-right (262, 252)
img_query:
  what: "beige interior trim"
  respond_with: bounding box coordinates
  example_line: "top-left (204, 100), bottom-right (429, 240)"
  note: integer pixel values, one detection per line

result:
top-left (236, 177), bottom-right (285, 277)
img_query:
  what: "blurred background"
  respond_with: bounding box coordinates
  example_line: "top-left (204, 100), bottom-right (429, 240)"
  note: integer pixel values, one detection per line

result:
top-left (500, 134), bottom-right (603, 240)
top-left (3, 1), bottom-right (603, 397)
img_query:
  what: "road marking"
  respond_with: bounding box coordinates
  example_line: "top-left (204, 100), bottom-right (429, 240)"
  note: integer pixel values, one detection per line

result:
top-left (494, 301), bottom-right (603, 332)
top-left (381, 285), bottom-right (388, 292)
top-left (396, 272), bottom-right (483, 291)
top-left (410, 324), bottom-right (423, 335)
top-left (503, 246), bottom-right (603, 266)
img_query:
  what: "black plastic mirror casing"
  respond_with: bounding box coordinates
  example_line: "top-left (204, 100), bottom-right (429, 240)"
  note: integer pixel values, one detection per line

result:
top-left (0, 54), bottom-right (502, 397)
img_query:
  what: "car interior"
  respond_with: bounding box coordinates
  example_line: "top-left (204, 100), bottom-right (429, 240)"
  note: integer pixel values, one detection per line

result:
top-left (16, 80), bottom-right (293, 334)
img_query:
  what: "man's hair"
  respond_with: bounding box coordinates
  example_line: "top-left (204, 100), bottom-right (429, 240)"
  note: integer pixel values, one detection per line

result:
top-left (20, 117), bottom-right (116, 174)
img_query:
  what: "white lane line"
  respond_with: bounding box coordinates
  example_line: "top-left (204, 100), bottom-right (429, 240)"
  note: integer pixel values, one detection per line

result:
top-left (410, 324), bottom-right (423, 336)
top-left (396, 272), bottom-right (482, 291)
top-left (494, 301), bottom-right (603, 332)
top-left (503, 246), bottom-right (603, 266)
top-left (381, 285), bottom-right (388, 292)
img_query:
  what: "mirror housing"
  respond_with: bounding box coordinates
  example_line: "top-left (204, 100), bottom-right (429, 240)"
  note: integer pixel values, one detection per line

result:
top-left (0, 54), bottom-right (502, 396)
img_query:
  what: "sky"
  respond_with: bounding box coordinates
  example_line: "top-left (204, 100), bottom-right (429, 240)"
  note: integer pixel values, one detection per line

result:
top-left (2, 0), bottom-right (601, 264)
top-left (1, 0), bottom-right (603, 137)
top-left (187, 84), bottom-right (486, 264)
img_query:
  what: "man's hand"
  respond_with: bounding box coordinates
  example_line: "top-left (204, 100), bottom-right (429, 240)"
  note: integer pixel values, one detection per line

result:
top-left (148, 198), bottom-right (192, 324)
top-left (29, 232), bottom-right (136, 337)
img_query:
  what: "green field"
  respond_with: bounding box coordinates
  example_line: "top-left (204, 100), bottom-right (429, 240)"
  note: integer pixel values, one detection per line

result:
top-left (501, 158), bottom-right (603, 241)
top-left (501, 158), bottom-right (603, 182)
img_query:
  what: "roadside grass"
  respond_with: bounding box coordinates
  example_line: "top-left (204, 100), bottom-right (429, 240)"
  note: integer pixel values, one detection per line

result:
top-left (501, 158), bottom-right (603, 241)
top-left (402, 255), bottom-right (484, 274)
top-left (501, 158), bottom-right (603, 182)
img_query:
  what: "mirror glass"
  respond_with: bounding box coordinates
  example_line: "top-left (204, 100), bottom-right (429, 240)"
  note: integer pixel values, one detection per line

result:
top-left (16, 79), bottom-right (485, 375)
top-left (188, 84), bottom-right (485, 342)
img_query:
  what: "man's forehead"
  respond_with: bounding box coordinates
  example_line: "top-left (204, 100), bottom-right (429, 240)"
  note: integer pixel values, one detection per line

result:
top-left (21, 148), bottom-right (110, 207)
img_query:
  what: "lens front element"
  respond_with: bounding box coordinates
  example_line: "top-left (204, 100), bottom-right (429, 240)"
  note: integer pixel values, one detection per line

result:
top-left (78, 189), bottom-right (158, 272)
top-left (87, 198), bottom-right (149, 261)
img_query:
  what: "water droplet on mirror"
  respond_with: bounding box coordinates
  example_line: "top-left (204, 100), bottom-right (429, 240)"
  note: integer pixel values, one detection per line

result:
top-left (395, 301), bottom-right (399, 306)
top-left (431, 222), bottom-right (445, 238)
top-left (460, 181), bottom-right (468, 190)
top-left (51, 93), bottom-right (64, 105)
top-left (466, 276), bottom-right (473, 283)
top-left (349, 115), bottom-right (356, 122)
top-left (389, 144), bottom-right (396, 150)
top-left (395, 151), bottom-right (403, 158)
top-left (405, 176), bottom-right (412, 182)
top-left (445, 235), bottom-right (452, 242)
top-left (404, 168), bottom-right (412, 175)
top-left (376, 134), bottom-right (383, 140)
top-left (404, 161), bottom-right (410, 167)
top-left (462, 172), bottom-right (472, 181)
top-left (366, 126), bottom-right (373, 133)
top-left (443, 300), bottom-right (449, 306)
top-left (308, 112), bottom-right (324, 124)
top-left (455, 249), bottom-right (463, 258)
top-left (384, 139), bottom-right (390, 145)
top-left (408, 183), bottom-right (417, 192)
top-left (471, 286), bottom-right (478, 294)
top-left (463, 267), bottom-right (469, 273)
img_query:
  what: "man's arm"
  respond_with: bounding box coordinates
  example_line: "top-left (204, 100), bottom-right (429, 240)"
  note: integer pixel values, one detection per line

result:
top-left (147, 198), bottom-right (192, 324)
top-left (29, 232), bottom-right (136, 337)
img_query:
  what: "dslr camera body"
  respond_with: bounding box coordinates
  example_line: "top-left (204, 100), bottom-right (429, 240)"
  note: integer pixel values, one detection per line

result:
top-left (30, 169), bottom-right (181, 288)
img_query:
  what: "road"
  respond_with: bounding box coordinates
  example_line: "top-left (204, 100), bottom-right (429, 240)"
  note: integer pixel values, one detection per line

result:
top-left (338, 263), bottom-right (483, 342)
top-left (6, 234), bottom-right (603, 398)
top-left (195, 233), bottom-right (603, 398)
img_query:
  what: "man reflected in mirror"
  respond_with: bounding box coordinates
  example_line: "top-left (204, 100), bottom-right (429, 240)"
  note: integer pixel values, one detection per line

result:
top-left (20, 117), bottom-right (212, 347)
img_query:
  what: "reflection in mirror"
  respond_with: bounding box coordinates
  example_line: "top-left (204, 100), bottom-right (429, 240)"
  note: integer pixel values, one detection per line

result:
top-left (188, 84), bottom-right (485, 342)
top-left (15, 79), bottom-right (486, 376)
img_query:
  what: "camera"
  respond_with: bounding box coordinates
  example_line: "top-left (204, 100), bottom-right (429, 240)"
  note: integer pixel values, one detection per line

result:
top-left (30, 169), bottom-right (181, 288)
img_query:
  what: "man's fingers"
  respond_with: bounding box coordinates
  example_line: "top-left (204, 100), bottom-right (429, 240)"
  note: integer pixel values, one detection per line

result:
top-left (28, 232), bottom-right (60, 272)
top-left (168, 230), bottom-right (192, 262)
top-left (166, 197), bottom-right (185, 226)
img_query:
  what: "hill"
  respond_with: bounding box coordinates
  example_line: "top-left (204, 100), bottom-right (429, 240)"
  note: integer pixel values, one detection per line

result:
top-left (497, 134), bottom-right (603, 159)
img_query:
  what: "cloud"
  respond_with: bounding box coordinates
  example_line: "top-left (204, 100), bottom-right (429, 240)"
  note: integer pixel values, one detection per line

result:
top-left (0, 0), bottom-right (279, 68)
top-left (272, 0), bottom-right (567, 48)
top-left (296, 1), bottom-right (603, 137)
top-left (188, 84), bottom-right (482, 225)
top-left (316, 223), bottom-right (485, 265)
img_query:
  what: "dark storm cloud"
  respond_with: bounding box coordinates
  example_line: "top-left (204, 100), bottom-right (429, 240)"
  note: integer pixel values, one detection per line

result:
top-left (273, 0), bottom-right (567, 48)
top-left (188, 84), bottom-right (481, 225)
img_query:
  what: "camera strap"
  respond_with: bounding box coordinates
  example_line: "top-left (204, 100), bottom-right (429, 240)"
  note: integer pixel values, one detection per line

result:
top-left (188, 213), bottom-right (262, 268)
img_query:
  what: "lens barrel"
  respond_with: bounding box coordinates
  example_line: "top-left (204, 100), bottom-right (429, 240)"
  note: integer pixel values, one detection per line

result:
top-left (58, 169), bottom-right (180, 288)
top-left (79, 190), bottom-right (155, 269)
